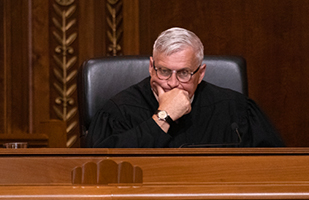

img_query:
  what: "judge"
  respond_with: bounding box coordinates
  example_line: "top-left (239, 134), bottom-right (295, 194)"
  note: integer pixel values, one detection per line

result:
top-left (86, 27), bottom-right (284, 148)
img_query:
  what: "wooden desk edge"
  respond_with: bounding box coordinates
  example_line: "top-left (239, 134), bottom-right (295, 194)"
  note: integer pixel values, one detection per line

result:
top-left (0, 147), bottom-right (309, 156)
top-left (0, 184), bottom-right (309, 199)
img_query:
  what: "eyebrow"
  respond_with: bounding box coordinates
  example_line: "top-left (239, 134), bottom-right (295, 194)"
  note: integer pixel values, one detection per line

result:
top-left (154, 62), bottom-right (192, 71)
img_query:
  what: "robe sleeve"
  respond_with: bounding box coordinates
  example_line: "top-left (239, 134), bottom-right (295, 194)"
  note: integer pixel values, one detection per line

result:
top-left (86, 100), bottom-right (172, 148)
top-left (242, 99), bottom-right (285, 147)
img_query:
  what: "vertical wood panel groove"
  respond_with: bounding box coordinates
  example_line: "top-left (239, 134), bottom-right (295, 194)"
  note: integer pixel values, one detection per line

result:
top-left (28, 0), bottom-right (33, 133)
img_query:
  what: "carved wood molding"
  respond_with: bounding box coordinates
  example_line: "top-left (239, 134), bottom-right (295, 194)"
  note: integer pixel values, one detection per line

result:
top-left (71, 159), bottom-right (143, 185)
top-left (51, 0), bottom-right (78, 147)
top-left (49, 0), bottom-right (126, 148)
top-left (106, 0), bottom-right (123, 56)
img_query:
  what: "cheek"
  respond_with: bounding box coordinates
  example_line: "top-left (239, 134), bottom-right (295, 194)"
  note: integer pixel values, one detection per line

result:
top-left (150, 76), bottom-right (164, 92)
top-left (183, 79), bottom-right (200, 98)
top-left (150, 74), bottom-right (160, 85)
top-left (183, 85), bottom-right (196, 98)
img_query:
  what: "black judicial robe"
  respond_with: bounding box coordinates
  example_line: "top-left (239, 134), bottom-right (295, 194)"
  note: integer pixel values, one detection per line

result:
top-left (86, 77), bottom-right (284, 148)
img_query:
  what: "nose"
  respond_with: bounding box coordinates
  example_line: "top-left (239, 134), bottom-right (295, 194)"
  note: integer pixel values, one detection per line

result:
top-left (167, 71), bottom-right (180, 88)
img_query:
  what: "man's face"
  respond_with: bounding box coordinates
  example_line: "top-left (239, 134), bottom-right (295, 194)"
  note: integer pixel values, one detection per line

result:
top-left (149, 48), bottom-right (206, 99)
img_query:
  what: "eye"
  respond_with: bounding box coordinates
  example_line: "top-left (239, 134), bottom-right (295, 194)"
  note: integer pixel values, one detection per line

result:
top-left (177, 69), bottom-right (190, 78)
top-left (159, 68), bottom-right (171, 76)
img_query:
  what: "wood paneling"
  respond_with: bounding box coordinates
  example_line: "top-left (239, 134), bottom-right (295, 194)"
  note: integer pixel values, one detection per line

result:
top-left (1, 148), bottom-right (309, 184)
top-left (138, 0), bottom-right (309, 146)
top-left (48, 0), bottom-right (80, 147)
top-left (0, 0), bottom-right (5, 133)
top-left (1, 0), bottom-right (309, 147)
top-left (0, 133), bottom-right (48, 148)
top-left (1, 0), bottom-right (75, 147)
top-left (123, 0), bottom-right (140, 55)
top-left (31, 0), bottom-right (51, 135)
top-left (0, 148), bottom-right (309, 199)
top-left (1, 185), bottom-right (309, 199)
top-left (0, 0), bottom-right (30, 134)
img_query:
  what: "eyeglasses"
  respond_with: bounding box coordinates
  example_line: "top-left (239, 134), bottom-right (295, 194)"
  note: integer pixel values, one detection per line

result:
top-left (153, 61), bottom-right (200, 83)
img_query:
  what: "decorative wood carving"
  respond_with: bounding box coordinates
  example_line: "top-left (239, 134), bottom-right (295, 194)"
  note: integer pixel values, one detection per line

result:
top-left (71, 159), bottom-right (143, 185)
top-left (106, 0), bottom-right (123, 56)
top-left (51, 0), bottom-right (78, 147)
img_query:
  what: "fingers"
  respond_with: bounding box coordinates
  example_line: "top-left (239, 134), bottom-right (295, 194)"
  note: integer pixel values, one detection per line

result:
top-left (185, 104), bottom-right (192, 114)
top-left (154, 82), bottom-right (165, 97)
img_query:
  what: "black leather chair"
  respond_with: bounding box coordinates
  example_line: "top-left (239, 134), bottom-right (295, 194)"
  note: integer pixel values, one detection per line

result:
top-left (78, 55), bottom-right (247, 147)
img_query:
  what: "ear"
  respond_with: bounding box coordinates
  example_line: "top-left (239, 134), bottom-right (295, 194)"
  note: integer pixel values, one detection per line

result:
top-left (198, 64), bottom-right (206, 84)
top-left (149, 56), bottom-right (154, 75)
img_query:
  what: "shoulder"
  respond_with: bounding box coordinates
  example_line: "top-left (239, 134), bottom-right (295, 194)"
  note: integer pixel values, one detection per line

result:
top-left (109, 77), bottom-right (155, 108)
top-left (195, 81), bottom-right (247, 107)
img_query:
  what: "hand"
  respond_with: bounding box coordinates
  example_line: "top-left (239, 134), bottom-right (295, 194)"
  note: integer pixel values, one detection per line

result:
top-left (154, 83), bottom-right (191, 121)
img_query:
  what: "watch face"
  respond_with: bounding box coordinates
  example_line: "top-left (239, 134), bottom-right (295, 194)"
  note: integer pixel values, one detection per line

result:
top-left (158, 110), bottom-right (168, 119)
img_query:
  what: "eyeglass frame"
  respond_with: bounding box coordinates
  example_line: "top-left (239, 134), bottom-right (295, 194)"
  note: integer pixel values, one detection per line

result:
top-left (152, 61), bottom-right (201, 83)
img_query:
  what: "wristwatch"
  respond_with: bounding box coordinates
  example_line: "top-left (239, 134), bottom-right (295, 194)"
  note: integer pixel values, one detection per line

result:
top-left (155, 110), bottom-right (173, 125)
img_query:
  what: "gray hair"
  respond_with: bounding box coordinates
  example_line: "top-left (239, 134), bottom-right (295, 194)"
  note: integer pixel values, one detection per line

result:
top-left (153, 27), bottom-right (204, 65)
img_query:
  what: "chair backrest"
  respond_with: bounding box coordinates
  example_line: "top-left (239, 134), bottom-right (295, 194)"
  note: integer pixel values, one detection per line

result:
top-left (78, 55), bottom-right (247, 145)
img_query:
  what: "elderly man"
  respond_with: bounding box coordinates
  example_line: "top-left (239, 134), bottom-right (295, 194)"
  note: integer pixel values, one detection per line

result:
top-left (86, 27), bottom-right (284, 148)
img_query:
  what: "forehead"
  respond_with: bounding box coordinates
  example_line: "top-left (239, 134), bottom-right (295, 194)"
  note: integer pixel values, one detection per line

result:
top-left (153, 48), bottom-right (197, 69)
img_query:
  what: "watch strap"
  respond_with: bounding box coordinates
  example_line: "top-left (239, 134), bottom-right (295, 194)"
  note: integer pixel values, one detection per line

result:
top-left (155, 110), bottom-right (174, 125)
top-left (165, 115), bottom-right (174, 125)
